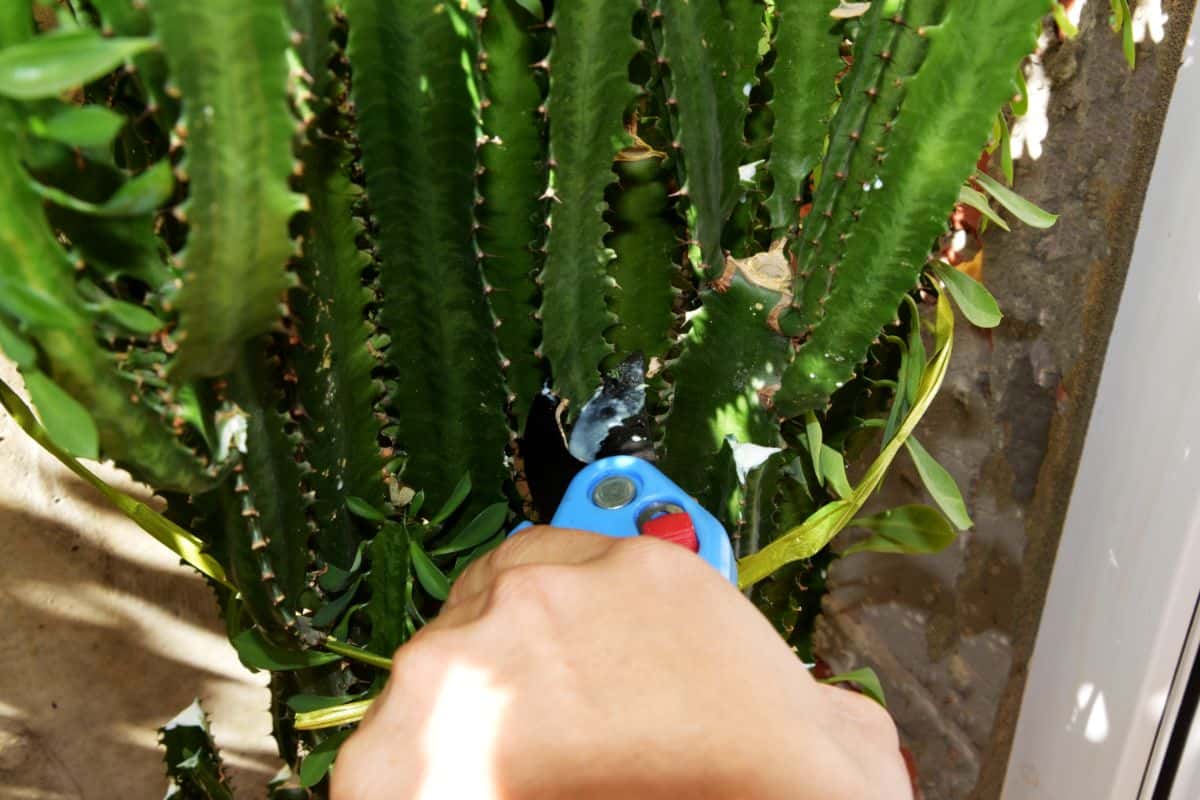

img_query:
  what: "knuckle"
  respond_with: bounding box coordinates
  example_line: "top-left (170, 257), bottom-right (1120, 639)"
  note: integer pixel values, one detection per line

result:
top-left (615, 534), bottom-right (709, 582)
top-left (487, 563), bottom-right (565, 617)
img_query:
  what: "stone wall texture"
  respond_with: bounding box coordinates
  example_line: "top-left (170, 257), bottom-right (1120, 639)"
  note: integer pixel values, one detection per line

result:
top-left (813, 2), bottom-right (1198, 798)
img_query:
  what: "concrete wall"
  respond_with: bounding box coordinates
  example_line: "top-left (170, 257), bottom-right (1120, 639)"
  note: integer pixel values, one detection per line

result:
top-left (0, 358), bottom-right (278, 797)
top-left (814, 2), bottom-right (1198, 798)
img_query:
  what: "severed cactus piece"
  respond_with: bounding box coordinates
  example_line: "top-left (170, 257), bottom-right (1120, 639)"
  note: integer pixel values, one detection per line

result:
top-left (653, 0), bottom-right (764, 276)
top-left (476, 0), bottom-right (550, 433)
top-left (540, 0), bottom-right (641, 410)
top-left (344, 0), bottom-right (509, 511)
top-left (774, 0), bottom-right (1047, 416)
top-left (764, 0), bottom-right (843, 235)
top-left (151, 0), bottom-right (306, 379)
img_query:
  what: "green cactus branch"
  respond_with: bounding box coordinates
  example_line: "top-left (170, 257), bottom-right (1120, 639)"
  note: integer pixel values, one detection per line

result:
top-left (222, 352), bottom-right (312, 637)
top-left (540, 0), bottom-right (641, 410)
top-left (344, 0), bottom-right (509, 510)
top-left (773, 0), bottom-right (1047, 417)
top-left (606, 149), bottom-right (682, 365)
top-left (151, 0), bottom-right (306, 380)
top-left (653, 0), bottom-right (763, 277)
top-left (289, 3), bottom-right (387, 572)
top-left (475, 0), bottom-right (550, 433)
top-left (764, 0), bottom-right (843, 235)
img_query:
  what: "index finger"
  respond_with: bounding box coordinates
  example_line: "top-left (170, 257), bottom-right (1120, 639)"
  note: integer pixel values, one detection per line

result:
top-left (444, 525), bottom-right (616, 609)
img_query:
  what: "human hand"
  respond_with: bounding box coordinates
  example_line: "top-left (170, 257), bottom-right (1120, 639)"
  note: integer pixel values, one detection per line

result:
top-left (332, 526), bottom-right (912, 800)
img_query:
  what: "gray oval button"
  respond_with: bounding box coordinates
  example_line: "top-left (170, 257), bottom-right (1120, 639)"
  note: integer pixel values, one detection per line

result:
top-left (592, 476), bottom-right (637, 509)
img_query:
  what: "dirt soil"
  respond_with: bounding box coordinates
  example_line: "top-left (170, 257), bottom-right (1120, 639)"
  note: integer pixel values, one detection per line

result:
top-left (0, 360), bottom-right (278, 799)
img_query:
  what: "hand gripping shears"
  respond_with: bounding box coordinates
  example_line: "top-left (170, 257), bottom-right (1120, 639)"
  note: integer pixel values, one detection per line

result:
top-left (511, 355), bottom-right (737, 584)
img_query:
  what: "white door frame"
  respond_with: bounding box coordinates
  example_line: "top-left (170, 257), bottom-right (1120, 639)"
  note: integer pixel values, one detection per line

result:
top-left (1001, 11), bottom-right (1200, 798)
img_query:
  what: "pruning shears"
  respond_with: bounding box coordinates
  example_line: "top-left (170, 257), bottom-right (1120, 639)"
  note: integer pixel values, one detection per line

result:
top-left (511, 355), bottom-right (738, 584)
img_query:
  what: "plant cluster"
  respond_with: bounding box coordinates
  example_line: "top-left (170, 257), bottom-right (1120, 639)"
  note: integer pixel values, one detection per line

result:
top-left (0, 0), bottom-right (1067, 792)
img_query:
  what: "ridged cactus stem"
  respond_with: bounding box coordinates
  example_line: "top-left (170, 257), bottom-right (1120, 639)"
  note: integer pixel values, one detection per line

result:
top-left (539, 0), bottom-right (641, 410)
top-left (475, 1), bottom-right (550, 435)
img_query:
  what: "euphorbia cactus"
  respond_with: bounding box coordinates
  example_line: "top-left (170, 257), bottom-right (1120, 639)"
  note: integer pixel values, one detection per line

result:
top-left (0, 0), bottom-right (1054, 792)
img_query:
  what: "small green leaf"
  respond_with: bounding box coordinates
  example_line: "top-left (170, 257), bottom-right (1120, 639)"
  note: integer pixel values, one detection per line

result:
top-left (230, 629), bottom-right (341, 672)
top-left (410, 542), bottom-right (450, 600)
top-left (408, 489), bottom-right (425, 518)
top-left (298, 729), bottom-right (352, 788)
top-left (820, 666), bottom-right (887, 707)
top-left (429, 473), bottom-right (471, 524)
top-left (98, 299), bottom-right (162, 335)
top-left (905, 437), bottom-right (973, 530)
top-left (975, 171), bottom-right (1057, 228)
top-left (0, 276), bottom-right (82, 329)
top-left (843, 503), bottom-right (957, 556)
top-left (31, 105), bottom-right (126, 148)
top-left (1011, 67), bottom-right (1029, 117)
top-left (999, 114), bottom-right (1014, 186)
top-left (0, 31), bottom-right (156, 99)
top-left (33, 159), bottom-right (174, 217)
top-left (819, 445), bottom-right (852, 500)
top-left (881, 335), bottom-right (909, 446)
top-left (1120, 0), bottom-right (1136, 67)
top-left (511, 0), bottom-right (545, 20)
top-left (346, 496), bottom-right (387, 522)
top-left (1051, 2), bottom-right (1079, 38)
top-left (22, 369), bottom-right (99, 459)
top-left (934, 289), bottom-right (954, 353)
top-left (932, 261), bottom-right (1003, 329)
top-left (432, 501), bottom-right (509, 555)
top-left (286, 694), bottom-right (362, 714)
top-left (804, 412), bottom-right (824, 485)
top-left (0, 317), bottom-right (36, 367)
top-left (311, 576), bottom-right (363, 628)
top-left (957, 186), bottom-right (1010, 231)
top-left (101, 159), bottom-right (174, 215)
top-left (905, 299), bottom-right (926, 405)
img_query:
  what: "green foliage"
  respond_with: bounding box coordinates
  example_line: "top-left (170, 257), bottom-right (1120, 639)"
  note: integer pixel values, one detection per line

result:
top-left (344, 0), bottom-right (509, 512)
top-left (0, 1), bottom-right (1073, 794)
top-left (654, 0), bottom-right (762, 276)
top-left (842, 503), bottom-right (957, 555)
top-left (765, 0), bottom-right (843, 234)
top-left (820, 666), bottom-right (887, 707)
top-left (774, 0), bottom-right (1051, 417)
top-left (150, 0), bottom-right (305, 379)
top-left (476, 0), bottom-right (550, 431)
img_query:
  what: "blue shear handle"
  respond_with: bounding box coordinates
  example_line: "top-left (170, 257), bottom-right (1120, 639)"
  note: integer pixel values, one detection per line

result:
top-left (513, 456), bottom-right (737, 585)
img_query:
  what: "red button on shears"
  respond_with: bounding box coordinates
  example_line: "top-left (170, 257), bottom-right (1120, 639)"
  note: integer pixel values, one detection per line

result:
top-left (639, 511), bottom-right (700, 552)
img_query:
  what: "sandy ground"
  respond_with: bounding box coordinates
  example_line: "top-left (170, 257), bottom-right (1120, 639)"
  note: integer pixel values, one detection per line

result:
top-left (0, 359), bottom-right (279, 798)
